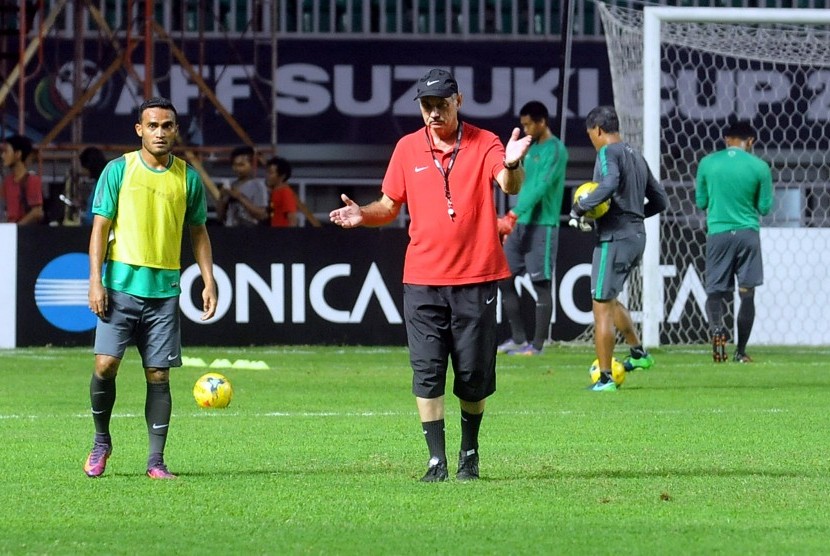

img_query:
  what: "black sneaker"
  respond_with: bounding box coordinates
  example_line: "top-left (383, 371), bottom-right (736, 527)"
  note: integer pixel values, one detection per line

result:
top-left (420, 458), bottom-right (448, 482)
top-left (733, 351), bottom-right (753, 363)
top-left (712, 328), bottom-right (727, 363)
top-left (456, 449), bottom-right (479, 481)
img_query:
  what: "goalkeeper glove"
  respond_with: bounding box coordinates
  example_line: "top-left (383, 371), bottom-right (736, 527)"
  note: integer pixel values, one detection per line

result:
top-left (497, 211), bottom-right (518, 242)
top-left (568, 208), bottom-right (593, 232)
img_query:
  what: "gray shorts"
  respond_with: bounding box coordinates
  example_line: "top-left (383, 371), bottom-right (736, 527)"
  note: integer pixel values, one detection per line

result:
top-left (403, 283), bottom-right (498, 402)
top-left (591, 231), bottom-right (646, 301)
top-left (94, 289), bottom-right (182, 368)
top-left (503, 224), bottom-right (559, 282)
top-left (705, 229), bottom-right (763, 294)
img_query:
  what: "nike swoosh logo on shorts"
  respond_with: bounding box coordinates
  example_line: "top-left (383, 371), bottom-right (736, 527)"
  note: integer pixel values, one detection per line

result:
top-left (167, 354), bottom-right (179, 361)
top-left (485, 296), bottom-right (496, 304)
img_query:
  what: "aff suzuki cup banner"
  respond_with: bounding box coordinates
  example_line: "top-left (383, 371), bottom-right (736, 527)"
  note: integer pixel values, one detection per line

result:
top-left (15, 38), bottom-right (612, 149)
top-left (13, 226), bottom-right (598, 347)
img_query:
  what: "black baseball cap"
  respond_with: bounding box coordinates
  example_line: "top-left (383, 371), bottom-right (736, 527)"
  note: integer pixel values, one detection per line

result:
top-left (414, 68), bottom-right (458, 99)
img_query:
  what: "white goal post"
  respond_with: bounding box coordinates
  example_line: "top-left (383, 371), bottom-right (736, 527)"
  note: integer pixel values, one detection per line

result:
top-left (599, 4), bottom-right (830, 347)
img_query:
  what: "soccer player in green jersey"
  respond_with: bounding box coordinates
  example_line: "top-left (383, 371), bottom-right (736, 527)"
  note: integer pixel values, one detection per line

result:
top-left (84, 97), bottom-right (218, 479)
top-left (497, 101), bottom-right (568, 356)
top-left (695, 121), bottom-right (773, 363)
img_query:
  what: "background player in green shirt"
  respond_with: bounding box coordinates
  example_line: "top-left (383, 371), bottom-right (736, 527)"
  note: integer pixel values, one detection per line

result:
top-left (497, 101), bottom-right (568, 356)
top-left (695, 121), bottom-right (773, 363)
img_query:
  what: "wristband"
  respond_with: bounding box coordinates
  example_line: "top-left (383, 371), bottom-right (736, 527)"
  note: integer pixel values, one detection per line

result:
top-left (503, 159), bottom-right (520, 170)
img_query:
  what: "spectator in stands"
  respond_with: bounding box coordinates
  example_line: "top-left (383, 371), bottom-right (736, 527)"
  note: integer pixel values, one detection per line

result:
top-left (79, 147), bottom-right (109, 226)
top-left (496, 101), bottom-right (569, 357)
top-left (571, 105), bottom-right (667, 391)
top-left (217, 145), bottom-right (269, 226)
top-left (266, 156), bottom-right (298, 227)
top-left (695, 120), bottom-right (773, 364)
top-left (330, 68), bottom-right (532, 482)
top-left (1, 134), bottom-right (44, 225)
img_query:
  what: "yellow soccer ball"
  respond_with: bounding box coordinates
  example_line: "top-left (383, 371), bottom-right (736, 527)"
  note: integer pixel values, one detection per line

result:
top-left (193, 372), bottom-right (234, 409)
top-left (589, 358), bottom-right (627, 387)
top-left (573, 181), bottom-right (610, 220)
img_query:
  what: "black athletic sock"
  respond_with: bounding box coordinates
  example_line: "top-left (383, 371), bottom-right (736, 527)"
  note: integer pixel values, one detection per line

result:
top-left (499, 280), bottom-right (527, 344)
top-left (600, 370), bottom-right (613, 384)
top-left (460, 410), bottom-right (483, 452)
top-left (90, 374), bottom-right (116, 440)
top-left (532, 281), bottom-right (552, 350)
top-left (421, 419), bottom-right (446, 463)
top-left (630, 345), bottom-right (648, 359)
top-left (146, 382), bottom-right (172, 461)
top-left (737, 290), bottom-right (756, 354)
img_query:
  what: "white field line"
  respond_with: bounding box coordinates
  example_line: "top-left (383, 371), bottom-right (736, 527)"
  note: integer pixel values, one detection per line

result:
top-left (0, 407), bottom-right (790, 421)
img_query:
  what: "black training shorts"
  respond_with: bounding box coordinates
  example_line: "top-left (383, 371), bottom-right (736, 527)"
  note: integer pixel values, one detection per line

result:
top-left (403, 282), bottom-right (498, 402)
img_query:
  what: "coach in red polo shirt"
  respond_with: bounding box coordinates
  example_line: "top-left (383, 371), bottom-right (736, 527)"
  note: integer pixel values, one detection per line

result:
top-left (330, 68), bottom-right (532, 482)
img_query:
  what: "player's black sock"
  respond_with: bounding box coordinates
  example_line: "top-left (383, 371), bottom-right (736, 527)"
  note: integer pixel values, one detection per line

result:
top-left (737, 289), bottom-right (756, 354)
top-left (90, 374), bottom-right (116, 439)
top-left (600, 370), bottom-right (613, 384)
top-left (421, 419), bottom-right (446, 463)
top-left (145, 381), bottom-right (172, 459)
top-left (630, 345), bottom-right (648, 359)
top-left (532, 281), bottom-right (552, 350)
top-left (460, 410), bottom-right (483, 452)
top-left (499, 279), bottom-right (527, 344)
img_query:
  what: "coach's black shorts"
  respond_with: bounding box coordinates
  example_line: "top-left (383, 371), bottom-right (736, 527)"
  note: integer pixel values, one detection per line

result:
top-left (705, 229), bottom-right (763, 294)
top-left (403, 282), bottom-right (498, 402)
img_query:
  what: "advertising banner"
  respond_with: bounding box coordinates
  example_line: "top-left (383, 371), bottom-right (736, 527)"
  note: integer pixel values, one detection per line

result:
top-left (13, 38), bottom-right (612, 149)
top-left (0, 224), bottom-right (17, 348)
top-left (11, 226), bottom-right (830, 347)
top-left (15, 226), bottom-right (597, 347)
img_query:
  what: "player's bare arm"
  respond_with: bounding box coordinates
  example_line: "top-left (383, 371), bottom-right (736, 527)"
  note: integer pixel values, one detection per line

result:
top-left (88, 214), bottom-right (112, 316)
top-left (190, 224), bottom-right (217, 321)
top-left (497, 127), bottom-right (532, 194)
top-left (330, 193), bottom-right (400, 228)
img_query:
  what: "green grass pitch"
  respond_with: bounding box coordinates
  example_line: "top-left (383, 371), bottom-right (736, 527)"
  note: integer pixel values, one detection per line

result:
top-left (2, 345), bottom-right (830, 554)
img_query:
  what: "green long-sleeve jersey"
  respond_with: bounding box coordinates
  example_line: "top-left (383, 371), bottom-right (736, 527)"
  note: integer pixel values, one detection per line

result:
top-left (511, 135), bottom-right (568, 226)
top-left (695, 147), bottom-right (773, 235)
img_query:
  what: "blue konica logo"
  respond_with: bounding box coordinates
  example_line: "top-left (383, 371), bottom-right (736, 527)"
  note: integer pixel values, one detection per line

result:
top-left (35, 253), bottom-right (97, 332)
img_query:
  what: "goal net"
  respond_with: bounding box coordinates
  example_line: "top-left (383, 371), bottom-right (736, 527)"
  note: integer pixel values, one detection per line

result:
top-left (596, 3), bottom-right (830, 346)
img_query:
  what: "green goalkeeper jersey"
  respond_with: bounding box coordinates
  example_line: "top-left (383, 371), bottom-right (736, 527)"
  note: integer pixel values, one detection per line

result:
top-left (511, 135), bottom-right (568, 226)
top-left (695, 147), bottom-right (773, 235)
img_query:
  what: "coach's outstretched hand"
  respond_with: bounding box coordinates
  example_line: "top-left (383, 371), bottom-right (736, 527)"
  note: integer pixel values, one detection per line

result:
top-left (330, 194), bottom-right (364, 229)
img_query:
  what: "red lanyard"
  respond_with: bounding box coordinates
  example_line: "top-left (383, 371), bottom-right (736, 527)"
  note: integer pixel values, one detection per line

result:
top-left (425, 122), bottom-right (463, 221)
